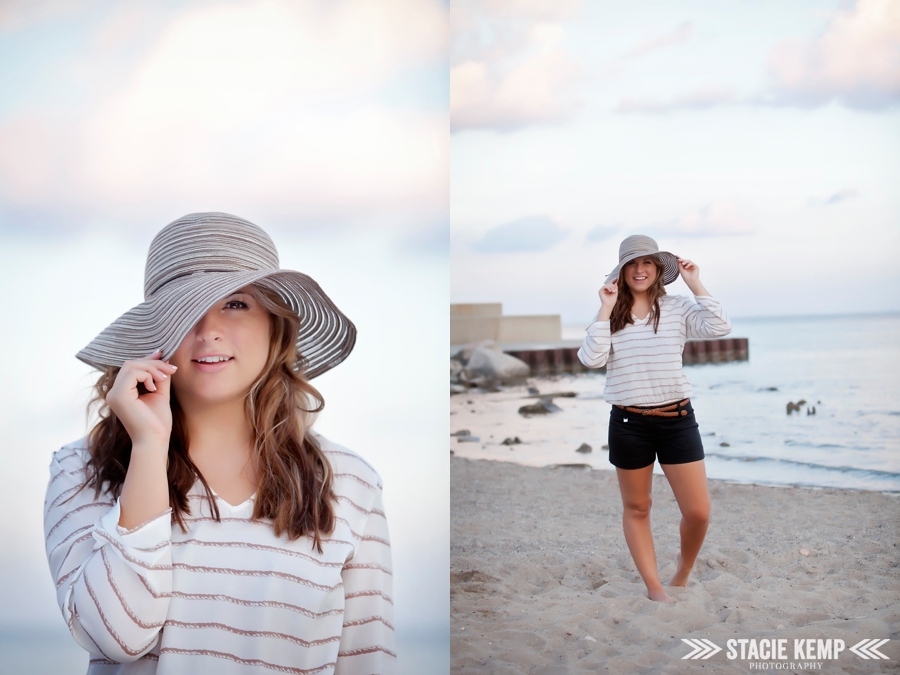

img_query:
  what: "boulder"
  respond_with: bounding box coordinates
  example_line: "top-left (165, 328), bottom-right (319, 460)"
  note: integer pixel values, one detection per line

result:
top-left (467, 347), bottom-right (530, 385)
top-left (575, 443), bottom-right (592, 454)
top-left (454, 340), bottom-right (498, 366)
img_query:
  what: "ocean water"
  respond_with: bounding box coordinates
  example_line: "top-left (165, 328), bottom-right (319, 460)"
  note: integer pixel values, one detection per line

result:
top-left (561, 313), bottom-right (900, 493)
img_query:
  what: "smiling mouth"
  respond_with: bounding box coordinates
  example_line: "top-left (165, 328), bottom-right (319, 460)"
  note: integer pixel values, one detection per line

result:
top-left (192, 356), bottom-right (234, 363)
top-left (633, 276), bottom-right (648, 282)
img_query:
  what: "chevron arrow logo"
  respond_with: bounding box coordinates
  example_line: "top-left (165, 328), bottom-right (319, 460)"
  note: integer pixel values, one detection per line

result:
top-left (681, 638), bottom-right (722, 659)
top-left (849, 639), bottom-right (890, 659)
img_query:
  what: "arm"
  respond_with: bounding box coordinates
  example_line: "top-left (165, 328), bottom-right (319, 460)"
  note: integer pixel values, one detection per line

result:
top-left (335, 481), bottom-right (396, 675)
top-left (676, 257), bottom-right (732, 338)
top-left (44, 445), bottom-right (173, 662)
top-left (578, 280), bottom-right (617, 368)
top-left (44, 353), bottom-right (178, 661)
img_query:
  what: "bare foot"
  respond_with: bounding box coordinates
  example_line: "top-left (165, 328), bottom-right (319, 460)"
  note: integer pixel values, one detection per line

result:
top-left (648, 587), bottom-right (677, 603)
top-left (668, 551), bottom-right (691, 587)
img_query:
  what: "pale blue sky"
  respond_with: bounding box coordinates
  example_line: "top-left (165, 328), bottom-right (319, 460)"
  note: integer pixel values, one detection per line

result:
top-left (450, 0), bottom-right (900, 323)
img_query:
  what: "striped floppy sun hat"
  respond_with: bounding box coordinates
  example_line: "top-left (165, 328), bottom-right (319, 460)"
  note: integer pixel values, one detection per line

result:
top-left (76, 212), bottom-right (356, 379)
top-left (603, 234), bottom-right (680, 286)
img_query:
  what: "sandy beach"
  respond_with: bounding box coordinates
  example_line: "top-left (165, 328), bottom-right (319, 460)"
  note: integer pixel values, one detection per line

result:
top-left (451, 456), bottom-right (900, 673)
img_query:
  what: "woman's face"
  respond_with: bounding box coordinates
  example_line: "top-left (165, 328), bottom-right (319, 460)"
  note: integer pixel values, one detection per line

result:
top-left (168, 288), bottom-right (271, 407)
top-left (621, 256), bottom-right (659, 293)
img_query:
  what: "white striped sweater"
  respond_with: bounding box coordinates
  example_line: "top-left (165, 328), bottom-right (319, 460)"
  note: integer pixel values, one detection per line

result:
top-left (577, 295), bottom-right (732, 406)
top-left (43, 433), bottom-right (395, 674)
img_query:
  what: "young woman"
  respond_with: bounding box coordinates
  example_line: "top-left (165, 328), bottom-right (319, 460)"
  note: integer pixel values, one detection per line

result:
top-left (578, 235), bottom-right (731, 604)
top-left (44, 213), bottom-right (394, 673)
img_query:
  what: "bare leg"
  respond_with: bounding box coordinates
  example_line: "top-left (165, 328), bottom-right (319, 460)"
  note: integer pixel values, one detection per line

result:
top-left (660, 460), bottom-right (710, 587)
top-left (615, 465), bottom-right (676, 603)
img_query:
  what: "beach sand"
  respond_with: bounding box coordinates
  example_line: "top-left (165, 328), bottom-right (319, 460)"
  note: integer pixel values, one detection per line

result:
top-left (451, 456), bottom-right (900, 673)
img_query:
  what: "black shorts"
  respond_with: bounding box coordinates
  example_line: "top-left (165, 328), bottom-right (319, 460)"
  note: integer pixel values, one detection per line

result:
top-left (608, 398), bottom-right (705, 470)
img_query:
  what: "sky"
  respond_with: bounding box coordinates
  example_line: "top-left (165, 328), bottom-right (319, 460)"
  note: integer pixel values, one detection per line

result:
top-left (0, 1), bottom-right (449, 671)
top-left (450, 0), bottom-right (900, 324)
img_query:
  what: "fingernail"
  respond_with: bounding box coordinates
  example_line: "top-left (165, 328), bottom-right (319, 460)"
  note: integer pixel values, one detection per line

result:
top-left (159, 373), bottom-right (167, 379)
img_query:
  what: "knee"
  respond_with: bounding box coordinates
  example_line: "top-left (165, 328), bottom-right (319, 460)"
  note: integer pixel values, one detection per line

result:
top-left (623, 497), bottom-right (652, 519)
top-left (682, 502), bottom-right (710, 528)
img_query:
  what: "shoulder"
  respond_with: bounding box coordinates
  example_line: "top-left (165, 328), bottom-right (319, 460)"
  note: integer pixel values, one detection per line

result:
top-left (661, 294), bottom-right (693, 313)
top-left (314, 432), bottom-right (384, 492)
top-left (50, 437), bottom-right (91, 474)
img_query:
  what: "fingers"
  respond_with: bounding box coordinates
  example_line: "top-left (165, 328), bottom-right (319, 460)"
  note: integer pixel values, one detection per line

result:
top-left (117, 352), bottom-right (177, 395)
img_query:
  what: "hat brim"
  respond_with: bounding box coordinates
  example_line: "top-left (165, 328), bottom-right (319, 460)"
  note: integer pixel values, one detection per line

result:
top-left (76, 269), bottom-right (356, 379)
top-left (603, 251), bottom-right (680, 286)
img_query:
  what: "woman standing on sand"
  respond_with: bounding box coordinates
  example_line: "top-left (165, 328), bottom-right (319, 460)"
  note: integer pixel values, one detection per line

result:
top-left (578, 235), bottom-right (731, 603)
top-left (44, 213), bottom-right (394, 673)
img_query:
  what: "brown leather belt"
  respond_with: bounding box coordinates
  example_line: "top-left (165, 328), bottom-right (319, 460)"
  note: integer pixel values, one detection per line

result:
top-left (615, 398), bottom-right (690, 417)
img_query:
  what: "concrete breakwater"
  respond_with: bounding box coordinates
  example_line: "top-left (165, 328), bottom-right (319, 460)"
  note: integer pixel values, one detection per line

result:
top-left (505, 337), bottom-right (748, 375)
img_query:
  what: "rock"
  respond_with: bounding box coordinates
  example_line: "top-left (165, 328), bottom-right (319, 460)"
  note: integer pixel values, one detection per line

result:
top-left (527, 386), bottom-right (540, 395)
top-left (450, 358), bottom-right (464, 383)
top-left (584, 635), bottom-right (597, 643)
top-left (575, 443), bottom-right (592, 454)
top-left (800, 549), bottom-right (810, 556)
top-left (806, 406), bottom-right (816, 416)
top-left (601, 444), bottom-right (609, 450)
top-left (501, 437), bottom-right (523, 445)
top-left (450, 450), bottom-right (454, 455)
top-left (466, 347), bottom-right (530, 385)
top-left (518, 400), bottom-right (562, 416)
top-left (786, 401), bottom-right (801, 414)
top-left (450, 384), bottom-right (466, 395)
top-left (456, 436), bottom-right (480, 443)
top-left (525, 391), bottom-right (577, 399)
top-left (796, 399), bottom-right (807, 406)
top-left (762, 386), bottom-right (778, 391)
top-left (454, 340), bottom-right (498, 366)
top-left (450, 430), bottom-right (471, 437)
top-left (720, 442), bottom-right (730, 447)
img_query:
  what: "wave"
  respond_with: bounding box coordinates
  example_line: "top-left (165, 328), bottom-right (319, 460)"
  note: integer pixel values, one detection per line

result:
top-left (706, 452), bottom-right (900, 493)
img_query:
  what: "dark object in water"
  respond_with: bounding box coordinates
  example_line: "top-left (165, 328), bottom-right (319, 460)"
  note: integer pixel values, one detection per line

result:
top-left (720, 442), bottom-right (730, 447)
top-left (450, 429), bottom-right (471, 436)
top-left (502, 437), bottom-right (523, 445)
top-left (806, 406), bottom-right (816, 416)
top-left (456, 435), bottom-right (480, 443)
top-left (525, 391), bottom-right (577, 399)
top-left (575, 443), bottom-right (592, 454)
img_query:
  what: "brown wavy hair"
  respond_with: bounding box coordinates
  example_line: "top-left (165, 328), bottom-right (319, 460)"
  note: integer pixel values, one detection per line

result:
top-left (609, 256), bottom-right (667, 334)
top-left (80, 284), bottom-right (336, 552)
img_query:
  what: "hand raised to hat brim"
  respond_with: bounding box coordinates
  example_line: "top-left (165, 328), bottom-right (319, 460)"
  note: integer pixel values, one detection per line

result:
top-left (676, 257), bottom-right (712, 297)
top-left (590, 278), bottom-right (618, 323)
top-left (106, 350), bottom-right (178, 447)
top-left (599, 278), bottom-right (618, 310)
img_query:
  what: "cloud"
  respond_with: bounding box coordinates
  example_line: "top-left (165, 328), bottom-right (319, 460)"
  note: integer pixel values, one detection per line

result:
top-left (615, 86), bottom-right (737, 114)
top-left (808, 188), bottom-right (861, 207)
top-left (765, 0), bottom-right (900, 110)
top-left (450, 1), bottom-right (583, 132)
top-left (0, 0), bottom-right (449, 226)
top-left (664, 201), bottom-right (754, 237)
top-left (473, 215), bottom-right (567, 252)
top-left (620, 22), bottom-right (693, 62)
top-left (586, 224), bottom-right (620, 242)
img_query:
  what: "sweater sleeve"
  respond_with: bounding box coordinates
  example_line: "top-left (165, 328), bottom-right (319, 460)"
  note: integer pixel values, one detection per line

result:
top-left (335, 480), bottom-right (396, 675)
top-left (44, 443), bottom-right (173, 663)
top-left (577, 320), bottom-right (612, 368)
top-left (684, 296), bottom-right (732, 339)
